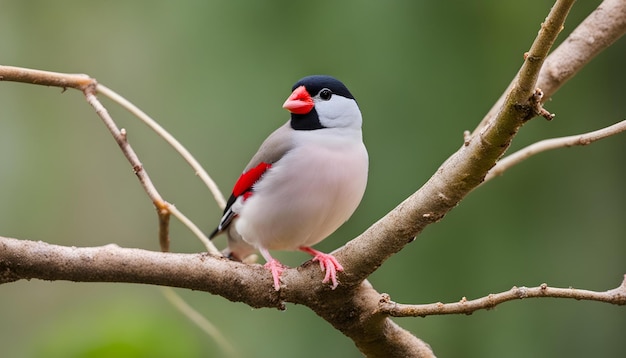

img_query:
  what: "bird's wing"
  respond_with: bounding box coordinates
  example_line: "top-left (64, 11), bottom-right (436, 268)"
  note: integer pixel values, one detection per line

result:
top-left (210, 121), bottom-right (293, 238)
top-left (242, 121), bottom-right (293, 171)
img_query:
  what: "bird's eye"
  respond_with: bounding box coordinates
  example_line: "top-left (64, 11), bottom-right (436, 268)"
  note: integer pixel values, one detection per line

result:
top-left (319, 88), bottom-right (332, 101)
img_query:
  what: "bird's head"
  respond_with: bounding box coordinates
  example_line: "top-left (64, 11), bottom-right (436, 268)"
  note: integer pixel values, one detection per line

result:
top-left (283, 75), bottom-right (362, 131)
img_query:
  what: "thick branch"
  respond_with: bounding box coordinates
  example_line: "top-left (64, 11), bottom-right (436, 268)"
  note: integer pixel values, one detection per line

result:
top-left (0, 236), bottom-right (279, 308)
top-left (334, 0), bottom-right (576, 287)
top-left (539, 0), bottom-right (626, 98)
top-left (379, 277), bottom-right (626, 317)
top-left (475, 0), bottom-right (626, 132)
top-left (0, 236), bottom-right (435, 357)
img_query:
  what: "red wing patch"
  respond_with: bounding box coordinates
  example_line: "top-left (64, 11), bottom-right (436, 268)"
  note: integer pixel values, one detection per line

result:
top-left (232, 162), bottom-right (272, 198)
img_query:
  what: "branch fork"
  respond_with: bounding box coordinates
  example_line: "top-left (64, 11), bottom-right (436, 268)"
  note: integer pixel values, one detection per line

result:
top-left (530, 88), bottom-right (555, 121)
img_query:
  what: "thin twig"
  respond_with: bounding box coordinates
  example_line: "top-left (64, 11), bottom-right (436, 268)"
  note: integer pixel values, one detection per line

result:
top-left (83, 89), bottom-right (220, 255)
top-left (83, 89), bottom-right (173, 252)
top-left (169, 204), bottom-right (220, 255)
top-left (379, 276), bottom-right (626, 317)
top-left (0, 65), bottom-right (94, 90)
top-left (93, 85), bottom-right (221, 254)
top-left (0, 65), bottom-right (224, 252)
top-left (485, 119), bottom-right (626, 181)
top-left (1, 65), bottom-right (225, 349)
top-left (96, 84), bottom-right (227, 210)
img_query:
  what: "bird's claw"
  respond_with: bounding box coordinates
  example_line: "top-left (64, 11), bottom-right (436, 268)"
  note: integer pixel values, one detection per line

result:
top-left (264, 258), bottom-right (286, 291)
top-left (301, 247), bottom-right (344, 289)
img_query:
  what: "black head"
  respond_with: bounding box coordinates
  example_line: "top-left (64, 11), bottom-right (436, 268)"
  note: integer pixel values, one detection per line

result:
top-left (291, 75), bottom-right (355, 101)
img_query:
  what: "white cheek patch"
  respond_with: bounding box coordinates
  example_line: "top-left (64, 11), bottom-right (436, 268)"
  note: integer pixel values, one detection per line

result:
top-left (315, 96), bottom-right (362, 129)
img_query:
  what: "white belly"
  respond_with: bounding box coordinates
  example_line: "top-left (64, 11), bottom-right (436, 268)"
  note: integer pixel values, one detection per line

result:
top-left (235, 139), bottom-right (368, 251)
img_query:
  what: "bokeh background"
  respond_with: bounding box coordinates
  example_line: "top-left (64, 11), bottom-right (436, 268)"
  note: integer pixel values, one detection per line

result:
top-left (1, 1), bottom-right (624, 357)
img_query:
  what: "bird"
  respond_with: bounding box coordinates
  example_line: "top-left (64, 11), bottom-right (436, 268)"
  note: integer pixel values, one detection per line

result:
top-left (210, 75), bottom-right (368, 291)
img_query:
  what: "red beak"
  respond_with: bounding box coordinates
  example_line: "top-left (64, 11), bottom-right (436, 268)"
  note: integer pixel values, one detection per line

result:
top-left (282, 85), bottom-right (314, 114)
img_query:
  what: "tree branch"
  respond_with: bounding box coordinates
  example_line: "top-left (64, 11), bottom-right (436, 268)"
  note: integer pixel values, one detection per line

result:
top-left (0, 65), bottom-right (93, 91)
top-left (88, 85), bottom-right (223, 253)
top-left (539, 0), bottom-right (626, 99)
top-left (475, 0), bottom-right (626, 132)
top-left (0, 236), bottom-right (435, 357)
top-left (0, 236), bottom-right (278, 308)
top-left (334, 0), bottom-right (576, 287)
top-left (84, 90), bottom-right (173, 252)
top-left (0, 66), bottom-right (224, 254)
top-left (96, 84), bottom-right (227, 210)
top-left (379, 276), bottom-right (626, 317)
top-left (485, 119), bottom-right (626, 181)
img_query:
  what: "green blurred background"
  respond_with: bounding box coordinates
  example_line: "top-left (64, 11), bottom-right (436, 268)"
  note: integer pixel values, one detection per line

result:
top-left (1, 1), bottom-right (624, 357)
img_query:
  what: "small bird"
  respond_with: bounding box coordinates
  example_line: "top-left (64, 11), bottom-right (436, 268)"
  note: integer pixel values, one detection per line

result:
top-left (210, 75), bottom-right (368, 290)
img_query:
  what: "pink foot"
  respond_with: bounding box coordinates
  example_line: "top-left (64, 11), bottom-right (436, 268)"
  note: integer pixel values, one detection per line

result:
top-left (300, 247), bottom-right (344, 289)
top-left (263, 259), bottom-right (285, 291)
top-left (260, 248), bottom-right (286, 291)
